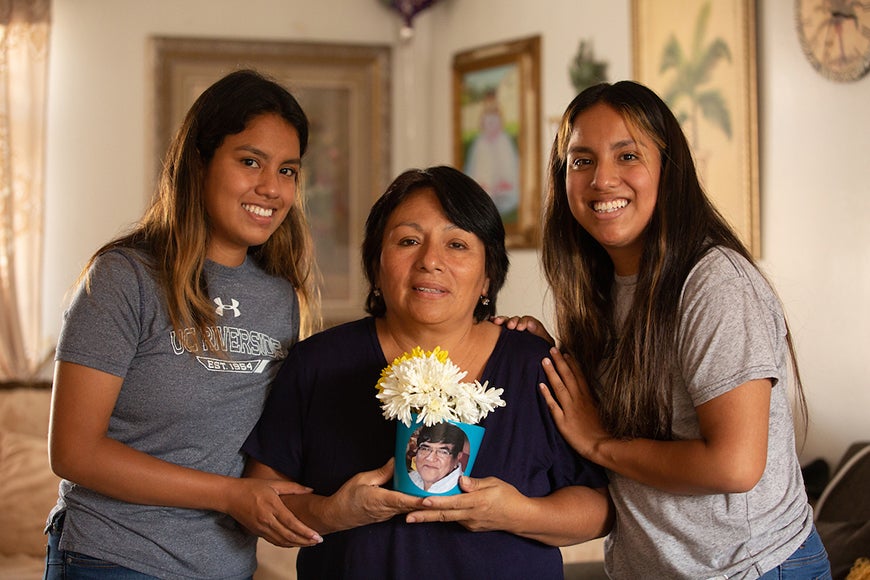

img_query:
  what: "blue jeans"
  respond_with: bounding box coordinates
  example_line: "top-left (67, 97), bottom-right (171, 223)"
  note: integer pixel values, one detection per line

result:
top-left (43, 511), bottom-right (159, 580)
top-left (759, 526), bottom-right (832, 580)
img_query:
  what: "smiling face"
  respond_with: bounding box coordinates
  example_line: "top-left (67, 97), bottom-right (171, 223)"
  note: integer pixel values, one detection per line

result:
top-left (415, 441), bottom-right (461, 489)
top-left (203, 113), bottom-right (301, 266)
top-left (565, 103), bottom-right (661, 275)
top-left (378, 188), bottom-right (490, 330)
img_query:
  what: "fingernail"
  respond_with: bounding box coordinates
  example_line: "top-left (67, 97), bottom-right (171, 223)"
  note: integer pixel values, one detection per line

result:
top-left (313, 533), bottom-right (323, 543)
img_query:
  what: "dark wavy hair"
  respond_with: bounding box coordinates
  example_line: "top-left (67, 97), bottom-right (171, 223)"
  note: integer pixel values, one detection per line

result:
top-left (416, 423), bottom-right (468, 459)
top-left (542, 81), bottom-right (806, 439)
top-left (361, 166), bottom-right (509, 323)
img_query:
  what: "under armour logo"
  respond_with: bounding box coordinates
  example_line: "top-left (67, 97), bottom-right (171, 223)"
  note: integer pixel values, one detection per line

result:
top-left (214, 297), bottom-right (241, 318)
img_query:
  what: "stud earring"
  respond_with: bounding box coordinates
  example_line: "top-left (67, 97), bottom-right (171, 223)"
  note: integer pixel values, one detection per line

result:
top-left (373, 288), bottom-right (382, 297)
top-left (480, 295), bottom-right (490, 306)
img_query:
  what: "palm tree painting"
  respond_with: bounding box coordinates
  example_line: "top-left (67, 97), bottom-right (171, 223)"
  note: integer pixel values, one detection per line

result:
top-left (658, 0), bottom-right (732, 167)
top-left (632, 0), bottom-right (760, 256)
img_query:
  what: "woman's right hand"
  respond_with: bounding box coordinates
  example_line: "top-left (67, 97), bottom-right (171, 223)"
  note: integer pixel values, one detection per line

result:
top-left (319, 459), bottom-right (425, 532)
top-left (266, 458), bottom-right (425, 536)
top-left (224, 477), bottom-right (322, 548)
top-left (490, 315), bottom-right (555, 346)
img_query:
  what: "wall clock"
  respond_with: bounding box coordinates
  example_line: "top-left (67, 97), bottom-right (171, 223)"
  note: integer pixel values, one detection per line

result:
top-left (796, 0), bottom-right (870, 82)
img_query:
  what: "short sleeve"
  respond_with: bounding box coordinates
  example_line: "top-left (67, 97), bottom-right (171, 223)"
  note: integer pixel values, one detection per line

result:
top-left (55, 251), bottom-right (147, 378)
top-left (678, 249), bottom-right (783, 406)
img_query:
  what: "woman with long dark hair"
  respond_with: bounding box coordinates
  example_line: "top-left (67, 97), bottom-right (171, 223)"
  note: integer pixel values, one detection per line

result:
top-left (44, 69), bottom-right (322, 579)
top-left (505, 80), bottom-right (829, 579)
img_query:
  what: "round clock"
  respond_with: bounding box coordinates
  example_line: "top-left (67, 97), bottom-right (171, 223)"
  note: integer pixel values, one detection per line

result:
top-left (796, 0), bottom-right (870, 82)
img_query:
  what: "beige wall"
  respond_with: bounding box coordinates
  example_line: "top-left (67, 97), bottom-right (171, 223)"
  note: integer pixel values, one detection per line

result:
top-left (43, 0), bottom-right (870, 468)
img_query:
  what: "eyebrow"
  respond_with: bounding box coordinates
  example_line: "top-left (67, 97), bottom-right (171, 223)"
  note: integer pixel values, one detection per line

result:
top-left (392, 221), bottom-right (461, 232)
top-left (236, 145), bottom-right (301, 166)
top-left (568, 139), bottom-right (637, 155)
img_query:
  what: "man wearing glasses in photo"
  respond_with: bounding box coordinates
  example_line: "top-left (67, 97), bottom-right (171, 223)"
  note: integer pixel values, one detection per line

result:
top-left (409, 423), bottom-right (468, 493)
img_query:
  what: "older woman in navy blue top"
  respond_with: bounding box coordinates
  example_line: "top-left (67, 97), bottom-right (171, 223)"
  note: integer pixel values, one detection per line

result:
top-left (243, 166), bottom-right (612, 579)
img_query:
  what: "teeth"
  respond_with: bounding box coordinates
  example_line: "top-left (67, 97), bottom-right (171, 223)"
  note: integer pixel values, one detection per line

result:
top-left (415, 287), bottom-right (443, 294)
top-left (243, 204), bottom-right (274, 217)
top-left (592, 199), bottom-right (628, 213)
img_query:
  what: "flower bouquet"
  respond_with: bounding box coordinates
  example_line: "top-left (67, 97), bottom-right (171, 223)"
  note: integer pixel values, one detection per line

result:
top-left (376, 346), bottom-right (505, 496)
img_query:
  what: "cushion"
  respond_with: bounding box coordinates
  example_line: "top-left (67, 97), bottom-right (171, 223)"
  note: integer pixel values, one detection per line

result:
top-left (847, 558), bottom-right (870, 580)
top-left (817, 520), bottom-right (870, 580)
top-left (0, 429), bottom-right (60, 557)
top-left (0, 387), bottom-right (53, 438)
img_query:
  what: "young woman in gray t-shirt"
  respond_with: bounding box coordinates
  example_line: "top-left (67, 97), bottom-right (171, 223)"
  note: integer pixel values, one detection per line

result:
top-left (44, 70), bottom-right (323, 579)
top-left (500, 80), bottom-right (829, 579)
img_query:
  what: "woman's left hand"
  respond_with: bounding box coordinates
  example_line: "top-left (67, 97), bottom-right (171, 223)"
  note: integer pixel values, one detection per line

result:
top-left (404, 475), bottom-right (522, 533)
top-left (405, 476), bottom-right (613, 546)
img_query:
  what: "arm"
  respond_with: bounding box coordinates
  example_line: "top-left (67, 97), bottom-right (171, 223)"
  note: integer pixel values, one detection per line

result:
top-left (540, 349), bottom-right (770, 494)
top-left (49, 360), bottom-right (321, 547)
top-left (246, 457), bottom-right (426, 536)
top-left (406, 476), bottom-right (612, 546)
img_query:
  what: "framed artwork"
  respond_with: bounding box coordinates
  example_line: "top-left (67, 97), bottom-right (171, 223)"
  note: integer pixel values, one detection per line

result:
top-left (152, 37), bottom-right (391, 326)
top-left (632, 0), bottom-right (760, 256)
top-left (452, 36), bottom-right (542, 248)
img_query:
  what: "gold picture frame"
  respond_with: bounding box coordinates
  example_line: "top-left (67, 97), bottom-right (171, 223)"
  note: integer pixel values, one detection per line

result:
top-left (152, 37), bottom-right (391, 326)
top-left (452, 36), bottom-right (542, 248)
top-left (632, 0), bottom-right (760, 256)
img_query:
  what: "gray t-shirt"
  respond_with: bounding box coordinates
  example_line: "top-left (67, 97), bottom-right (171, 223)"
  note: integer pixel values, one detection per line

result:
top-left (50, 247), bottom-right (299, 579)
top-left (605, 247), bottom-right (813, 580)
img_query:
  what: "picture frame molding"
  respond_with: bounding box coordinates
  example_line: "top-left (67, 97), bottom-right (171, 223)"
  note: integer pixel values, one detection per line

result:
top-left (632, 0), bottom-right (760, 257)
top-left (452, 35), bottom-right (542, 248)
top-left (151, 36), bottom-right (392, 326)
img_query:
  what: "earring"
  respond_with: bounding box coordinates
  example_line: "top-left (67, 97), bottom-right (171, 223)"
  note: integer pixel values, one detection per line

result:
top-left (373, 288), bottom-right (381, 297)
top-left (479, 295), bottom-right (490, 306)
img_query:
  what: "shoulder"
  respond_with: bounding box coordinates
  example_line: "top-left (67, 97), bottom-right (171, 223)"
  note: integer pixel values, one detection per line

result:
top-left (686, 246), bottom-right (756, 286)
top-left (274, 318), bottom-right (382, 389)
top-left (485, 327), bottom-right (552, 385)
top-left (292, 318), bottom-right (376, 356)
top-left (91, 246), bottom-right (153, 274)
top-left (497, 326), bottom-right (552, 358)
top-left (678, 247), bottom-right (786, 342)
top-left (81, 247), bottom-right (157, 297)
top-left (682, 247), bottom-right (777, 304)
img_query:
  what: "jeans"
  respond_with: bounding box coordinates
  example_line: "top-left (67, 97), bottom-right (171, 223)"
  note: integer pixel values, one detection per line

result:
top-left (43, 511), bottom-right (254, 580)
top-left (43, 511), bottom-right (159, 580)
top-left (758, 526), bottom-right (832, 580)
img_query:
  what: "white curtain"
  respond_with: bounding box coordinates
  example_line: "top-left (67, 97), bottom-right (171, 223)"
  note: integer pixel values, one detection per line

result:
top-left (0, 0), bottom-right (51, 382)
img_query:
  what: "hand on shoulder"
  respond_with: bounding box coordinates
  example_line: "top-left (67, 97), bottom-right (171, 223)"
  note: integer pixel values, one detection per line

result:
top-left (491, 315), bottom-right (555, 346)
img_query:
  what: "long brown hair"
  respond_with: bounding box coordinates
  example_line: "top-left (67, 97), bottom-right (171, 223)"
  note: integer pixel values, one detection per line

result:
top-left (81, 69), bottom-right (321, 346)
top-left (542, 81), bottom-right (806, 439)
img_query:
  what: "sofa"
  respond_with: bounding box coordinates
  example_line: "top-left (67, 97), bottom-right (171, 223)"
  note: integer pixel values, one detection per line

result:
top-left (813, 442), bottom-right (870, 580)
top-left (0, 385), bottom-right (58, 579)
top-left (0, 384), bottom-right (605, 579)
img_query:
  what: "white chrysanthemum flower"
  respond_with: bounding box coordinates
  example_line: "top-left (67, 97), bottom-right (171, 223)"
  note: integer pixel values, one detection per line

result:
top-left (376, 346), bottom-right (505, 427)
